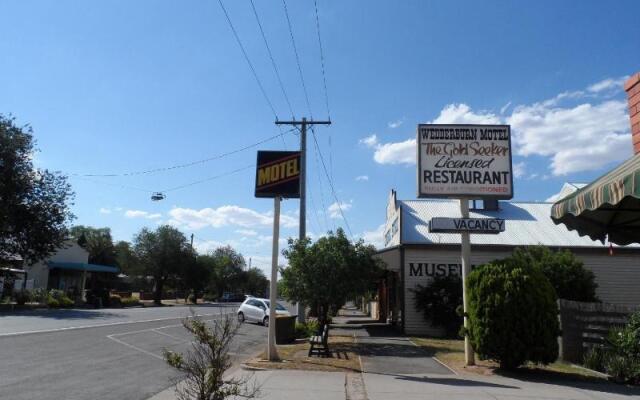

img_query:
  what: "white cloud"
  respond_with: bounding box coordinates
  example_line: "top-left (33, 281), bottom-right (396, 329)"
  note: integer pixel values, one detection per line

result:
top-left (359, 134), bottom-right (379, 148)
top-left (587, 76), bottom-right (628, 93)
top-left (99, 207), bottom-right (111, 214)
top-left (360, 224), bottom-right (385, 249)
top-left (513, 162), bottom-right (526, 179)
top-left (431, 103), bottom-right (501, 125)
top-left (236, 229), bottom-right (258, 236)
top-left (500, 101), bottom-right (512, 115)
top-left (509, 100), bottom-right (631, 175)
top-left (388, 118), bottom-right (404, 129)
top-left (167, 205), bottom-right (298, 230)
top-left (355, 175), bottom-right (369, 181)
top-left (328, 201), bottom-right (352, 219)
top-left (362, 77), bottom-right (632, 175)
top-left (124, 210), bottom-right (162, 219)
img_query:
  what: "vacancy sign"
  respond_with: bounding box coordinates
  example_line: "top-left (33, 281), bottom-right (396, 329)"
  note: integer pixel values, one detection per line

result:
top-left (417, 124), bottom-right (513, 199)
top-left (429, 217), bottom-right (505, 234)
top-left (255, 151), bottom-right (301, 198)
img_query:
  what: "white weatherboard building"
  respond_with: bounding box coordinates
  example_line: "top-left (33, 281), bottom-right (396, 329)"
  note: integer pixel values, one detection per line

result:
top-left (376, 189), bottom-right (640, 336)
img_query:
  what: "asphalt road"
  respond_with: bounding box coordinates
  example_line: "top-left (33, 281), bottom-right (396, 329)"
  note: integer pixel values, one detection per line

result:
top-left (0, 304), bottom-right (267, 400)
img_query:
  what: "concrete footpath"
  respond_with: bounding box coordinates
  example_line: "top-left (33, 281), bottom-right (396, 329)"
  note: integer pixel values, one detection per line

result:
top-left (150, 308), bottom-right (640, 400)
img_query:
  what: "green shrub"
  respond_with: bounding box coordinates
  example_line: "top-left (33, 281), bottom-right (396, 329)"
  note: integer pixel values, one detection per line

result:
top-left (412, 275), bottom-right (462, 337)
top-left (121, 296), bottom-right (141, 307)
top-left (583, 346), bottom-right (607, 372)
top-left (295, 320), bottom-right (320, 338)
top-left (59, 296), bottom-right (74, 308)
top-left (46, 297), bottom-right (60, 308)
top-left (31, 288), bottom-right (48, 304)
top-left (467, 260), bottom-right (560, 370)
top-left (14, 290), bottom-right (32, 305)
top-left (598, 312), bottom-right (640, 383)
top-left (187, 293), bottom-right (197, 304)
top-left (202, 293), bottom-right (217, 302)
top-left (509, 247), bottom-right (598, 302)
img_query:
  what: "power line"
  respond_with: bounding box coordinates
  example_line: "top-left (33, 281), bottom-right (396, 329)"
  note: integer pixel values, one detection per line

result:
top-left (218, 0), bottom-right (278, 119)
top-left (311, 133), bottom-right (331, 231)
top-left (161, 164), bottom-right (255, 192)
top-left (310, 126), bottom-right (353, 238)
top-left (72, 130), bottom-right (294, 177)
top-left (313, 0), bottom-right (331, 120)
top-left (250, 0), bottom-right (295, 120)
top-left (282, 0), bottom-right (313, 118)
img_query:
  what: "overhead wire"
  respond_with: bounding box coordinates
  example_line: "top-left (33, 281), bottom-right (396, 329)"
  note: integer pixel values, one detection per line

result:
top-left (250, 0), bottom-right (295, 120)
top-left (313, 0), bottom-right (331, 121)
top-left (282, 0), bottom-right (313, 118)
top-left (311, 132), bottom-right (331, 232)
top-left (71, 130), bottom-right (294, 177)
top-left (310, 126), bottom-right (353, 238)
top-left (218, 0), bottom-right (279, 119)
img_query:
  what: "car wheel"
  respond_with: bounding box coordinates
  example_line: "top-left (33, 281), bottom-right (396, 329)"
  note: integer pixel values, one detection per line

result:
top-left (237, 312), bottom-right (245, 323)
top-left (263, 316), bottom-right (269, 327)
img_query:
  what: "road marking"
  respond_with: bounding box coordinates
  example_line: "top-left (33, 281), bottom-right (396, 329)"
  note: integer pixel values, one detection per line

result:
top-left (107, 335), bottom-right (165, 361)
top-left (0, 311), bottom-right (235, 337)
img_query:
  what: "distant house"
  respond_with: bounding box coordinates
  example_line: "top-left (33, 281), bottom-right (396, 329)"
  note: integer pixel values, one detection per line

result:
top-left (24, 241), bottom-right (119, 298)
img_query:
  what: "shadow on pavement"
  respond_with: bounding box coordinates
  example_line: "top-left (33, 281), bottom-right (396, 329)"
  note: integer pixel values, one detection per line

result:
top-left (496, 368), bottom-right (640, 396)
top-left (0, 309), bottom-right (120, 320)
top-left (395, 374), bottom-right (519, 389)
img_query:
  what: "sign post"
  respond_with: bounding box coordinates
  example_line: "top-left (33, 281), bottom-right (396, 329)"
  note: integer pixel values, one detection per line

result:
top-left (417, 124), bottom-right (513, 366)
top-left (255, 150), bottom-right (301, 361)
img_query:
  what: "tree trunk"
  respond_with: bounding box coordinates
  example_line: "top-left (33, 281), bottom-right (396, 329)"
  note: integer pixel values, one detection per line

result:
top-left (153, 277), bottom-right (164, 305)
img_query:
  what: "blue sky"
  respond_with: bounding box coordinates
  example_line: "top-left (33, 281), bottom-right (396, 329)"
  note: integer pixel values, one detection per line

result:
top-left (1, 1), bottom-right (639, 273)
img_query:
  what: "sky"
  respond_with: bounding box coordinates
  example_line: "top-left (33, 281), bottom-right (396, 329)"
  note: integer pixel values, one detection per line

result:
top-left (1, 0), bottom-right (639, 275)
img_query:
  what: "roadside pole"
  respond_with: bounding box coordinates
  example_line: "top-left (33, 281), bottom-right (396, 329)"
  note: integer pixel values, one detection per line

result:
top-left (460, 198), bottom-right (475, 366)
top-left (276, 118), bottom-right (331, 323)
top-left (267, 196), bottom-right (281, 361)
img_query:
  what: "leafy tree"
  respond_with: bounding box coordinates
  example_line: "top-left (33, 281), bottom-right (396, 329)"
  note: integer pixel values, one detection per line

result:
top-left (241, 267), bottom-right (268, 297)
top-left (114, 240), bottom-right (141, 276)
top-left (281, 228), bottom-right (382, 324)
top-left (467, 259), bottom-right (560, 370)
top-left (0, 115), bottom-right (74, 264)
top-left (412, 275), bottom-right (463, 337)
top-left (181, 255), bottom-right (210, 303)
top-left (133, 225), bottom-right (191, 305)
top-left (509, 246), bottom-right (598, 302)
top-left (69, 225), bottom-right (117, 266)
top-left (208, 246), bottom-right (246, 298)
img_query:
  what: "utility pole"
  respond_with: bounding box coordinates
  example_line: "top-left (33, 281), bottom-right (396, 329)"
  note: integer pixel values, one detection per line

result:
top-left (275, 118), bottom-right (331, 323)
top-left (460, 198), bottom-right (475, 366)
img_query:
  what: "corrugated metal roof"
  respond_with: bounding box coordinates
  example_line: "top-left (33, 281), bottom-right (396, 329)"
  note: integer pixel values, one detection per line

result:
top-left (400, 199), bottom-right (639, 248)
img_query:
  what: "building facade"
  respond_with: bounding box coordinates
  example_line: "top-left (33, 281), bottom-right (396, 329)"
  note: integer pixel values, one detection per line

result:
top-left (377, 189), bottom-right (640, 336)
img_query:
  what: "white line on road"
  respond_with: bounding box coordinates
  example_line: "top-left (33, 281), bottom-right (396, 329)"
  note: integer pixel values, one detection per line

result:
top-left (0, 311), bottom-right (234, 337)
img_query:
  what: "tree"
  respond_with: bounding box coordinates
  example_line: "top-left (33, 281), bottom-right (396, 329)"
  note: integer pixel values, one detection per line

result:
top-left (208, 246), bottom-right (246, 298)
top-left (509, 246), bottom-right (598, 302)
top-left (280, 228), bottom-right (382, 323)
top-left (467, 259), bottom-right (560, 370)
top-left (241, 267), bottom-right (268, 297)
top-left (69, 225), bottom-right (117, 266)
top-left (0, 115), bottom-right (74, 264)
top-left (114, 240), bottom-right (141, 276)
top-left (163, 312), bottom-right (259, 400)
top-left (412, 275), bottom-right (463, 337)
top-left (181, 255), bottom-right (210, 302)
top-left (133, 225), bottom-right (191, 305)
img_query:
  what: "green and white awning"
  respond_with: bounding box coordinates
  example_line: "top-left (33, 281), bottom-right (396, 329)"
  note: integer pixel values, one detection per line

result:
top-left (551, 153), bottom-right (640, 245)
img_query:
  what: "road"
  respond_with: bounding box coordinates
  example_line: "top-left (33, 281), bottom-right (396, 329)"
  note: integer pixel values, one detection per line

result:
top-left (0, 304), bottom-right (267, 400)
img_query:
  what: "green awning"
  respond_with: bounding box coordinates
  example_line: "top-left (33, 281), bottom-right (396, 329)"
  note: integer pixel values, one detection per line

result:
top-left (551, 153), bottom-right (640, 245)
top-left (47, 262), bottom-right (119, 274)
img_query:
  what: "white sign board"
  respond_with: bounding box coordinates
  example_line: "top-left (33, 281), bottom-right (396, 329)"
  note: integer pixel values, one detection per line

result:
top-left (429, 217), bottom-right (505, 234)
top-left (417, 124), bottom-right (513, 199)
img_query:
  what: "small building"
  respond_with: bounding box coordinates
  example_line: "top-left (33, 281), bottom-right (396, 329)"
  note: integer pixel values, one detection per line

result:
top-left (376, 189), bottom-right (640, 336)
top-left (24, 241), bottom-right (119, 299)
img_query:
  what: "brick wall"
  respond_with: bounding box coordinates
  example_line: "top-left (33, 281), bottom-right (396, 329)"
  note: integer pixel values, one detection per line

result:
top-left (624, 73), bottom-right (640, 154)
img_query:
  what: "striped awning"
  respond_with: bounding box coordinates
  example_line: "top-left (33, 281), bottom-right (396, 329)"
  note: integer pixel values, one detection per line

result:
top-left (551, 153), bottom-right (640, 245)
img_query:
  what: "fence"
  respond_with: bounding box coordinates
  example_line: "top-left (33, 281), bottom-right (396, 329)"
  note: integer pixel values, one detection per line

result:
top-left (558, 299), bottom-right (638, 363)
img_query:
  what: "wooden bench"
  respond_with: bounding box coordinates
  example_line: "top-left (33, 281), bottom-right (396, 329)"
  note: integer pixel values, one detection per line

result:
top-left (308, 324), bottom-right (330, 357)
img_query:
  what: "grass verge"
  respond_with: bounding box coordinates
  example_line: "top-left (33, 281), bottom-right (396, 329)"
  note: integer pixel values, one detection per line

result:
top-left (244, 335), bottom-right (362, 372)
top-left (411, 337), bottom-right (607, 382)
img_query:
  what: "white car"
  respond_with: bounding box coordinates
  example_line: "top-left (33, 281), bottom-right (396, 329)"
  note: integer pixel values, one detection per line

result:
top-left (237, 297), bottom-right (290, 327)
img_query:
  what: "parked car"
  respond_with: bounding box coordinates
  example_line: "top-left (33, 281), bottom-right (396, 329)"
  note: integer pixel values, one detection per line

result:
top-left (237, 297), bottom-right (290, 327)
top-left (219, 292), bottom-right (245, 303)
